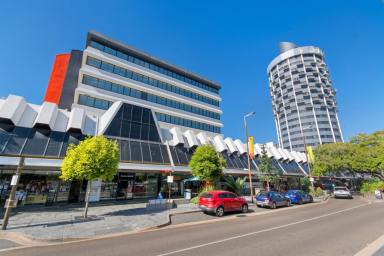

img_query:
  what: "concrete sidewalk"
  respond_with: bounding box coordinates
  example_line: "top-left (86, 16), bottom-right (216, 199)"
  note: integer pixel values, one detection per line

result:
top-left (0, 201), bottom-right (200, 242)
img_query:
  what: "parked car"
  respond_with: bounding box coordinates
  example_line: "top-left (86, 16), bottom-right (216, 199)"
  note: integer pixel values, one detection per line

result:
top-left (199, 190), bottom-right (248, 217)
top-left (333, 186), bottom-right (353, 199)
top-left (283, 190), bottom-right (313, 204)
top-left (255, 191), bottom-right (291, 209)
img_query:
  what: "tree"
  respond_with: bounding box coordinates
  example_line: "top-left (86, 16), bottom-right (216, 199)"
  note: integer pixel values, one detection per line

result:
top-left (312, 130), bottom-right (384, 179)
top-left (299, 177), bottom-right (311, 193)
top-left (224, 175), bottom-right (246, 195)
top-left (61, 136), bottom-right (119, 218)
top-left (189, 144), bottom-right (226, 190)
top-left (259, 145), bottom-right (279, 191)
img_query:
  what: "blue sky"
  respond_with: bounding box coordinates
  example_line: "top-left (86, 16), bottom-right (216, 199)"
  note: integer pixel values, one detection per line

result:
top-left (0, 1), bottom-right (383, 143)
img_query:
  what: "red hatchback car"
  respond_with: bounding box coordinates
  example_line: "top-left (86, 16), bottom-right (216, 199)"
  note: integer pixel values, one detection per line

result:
top-left (199, 190), bottom-right (248, 217)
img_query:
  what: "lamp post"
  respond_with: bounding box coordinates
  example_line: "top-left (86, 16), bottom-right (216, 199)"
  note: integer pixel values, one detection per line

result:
top-left (301, 125), bottom-right (314, 187)
top-left (244, 111), bottom-right (255, 203)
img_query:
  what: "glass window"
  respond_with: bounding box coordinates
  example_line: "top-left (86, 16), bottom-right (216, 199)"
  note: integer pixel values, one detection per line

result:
top-left (120, 121), bottom-right (131, 138)
top-left (142, 109), bottom-right (150, 124)
top-left (22, 129), bottom-right (49, 156)
top-left (149, 143), bottom-right (163, 163)
top-left (130, 123), bottom-right (141, 140)
top-left (120, 140), bottom-right (130, 161)
top-left (141, 142), bottom-right (151, 163)
top-left (104, 46), bottom-right (116, 56)
top-left (87, 57), bottom-right (101, 68)
top-left (3, 127), bottom-right (30, 155)
top-left (90, 41), bottom-right (105, 51)
top-left (101, 62), bottom-right (114, 72)
top-left (45, 131), bottom-right (65, 157)
top-left (140, 124), bottom-right (149, 141)
top-left (160, 145), bottom-right (170, 163)
top-left (129, 141), bottom-right (142, 162)
top-left (0, 128), bottom-right (11, 153)
top-left (131, 106), bottom-right (142, 123)
top-left (149, 126), bottom-right (160, 142)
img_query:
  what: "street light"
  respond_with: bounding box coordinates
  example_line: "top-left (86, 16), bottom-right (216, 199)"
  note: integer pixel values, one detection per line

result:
top-left (244, 111), bottom-right (255, 203)
top-left (301, 125), bottom-right (314, 187)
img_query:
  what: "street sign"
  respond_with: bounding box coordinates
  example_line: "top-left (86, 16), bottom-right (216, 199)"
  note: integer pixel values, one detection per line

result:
top-left (10, 175), bottom-right (19, 186)
top-left (167, 175), bottom-right (174, 183)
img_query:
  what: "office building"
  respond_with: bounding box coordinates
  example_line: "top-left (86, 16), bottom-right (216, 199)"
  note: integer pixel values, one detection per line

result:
top-left (0, 33), bottom-right (309, 206)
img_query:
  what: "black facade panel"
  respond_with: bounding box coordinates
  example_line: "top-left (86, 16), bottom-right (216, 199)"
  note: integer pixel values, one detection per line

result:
top-left (59, 50), bottom-right (83, 110)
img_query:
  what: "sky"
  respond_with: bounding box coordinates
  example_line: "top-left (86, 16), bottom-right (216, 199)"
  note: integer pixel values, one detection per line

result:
top-left (0, 0), bottom-right (383, 144)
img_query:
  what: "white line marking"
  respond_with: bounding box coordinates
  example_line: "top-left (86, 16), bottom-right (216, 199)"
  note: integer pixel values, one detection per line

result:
top-left (157, 203), bottom-right (368, 256)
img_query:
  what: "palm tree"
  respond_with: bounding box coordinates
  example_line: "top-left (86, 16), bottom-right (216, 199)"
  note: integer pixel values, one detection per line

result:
top-left (224, 175), bottom-right (246, 195)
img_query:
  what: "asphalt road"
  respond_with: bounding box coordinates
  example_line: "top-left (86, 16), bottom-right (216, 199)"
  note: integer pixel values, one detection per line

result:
top-left (3, 197), bottom-right (384, 256)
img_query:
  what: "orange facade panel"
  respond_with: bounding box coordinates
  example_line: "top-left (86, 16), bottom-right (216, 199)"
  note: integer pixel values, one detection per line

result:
top-left (44, 53), bottom-right (71, 105)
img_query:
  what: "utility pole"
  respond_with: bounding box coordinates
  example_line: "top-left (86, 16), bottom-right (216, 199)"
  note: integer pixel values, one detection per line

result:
top-left (244, 112), bottom-right (255, 203)
top-left (2, 157), bottom-right (24, 230)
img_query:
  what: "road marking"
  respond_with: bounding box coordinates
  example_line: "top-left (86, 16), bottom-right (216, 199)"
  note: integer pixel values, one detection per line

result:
top-left (157, 202), bottom-right (369, 256)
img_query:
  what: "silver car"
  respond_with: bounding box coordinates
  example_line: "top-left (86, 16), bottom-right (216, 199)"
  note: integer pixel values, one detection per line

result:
top-left (334, 186), bottom-right (353, 199)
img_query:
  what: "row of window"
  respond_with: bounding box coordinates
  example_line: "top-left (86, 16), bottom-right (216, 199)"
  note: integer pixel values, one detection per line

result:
top-left (89, 40), bottom-right (220, 94)
top-left (78, 94), bottom-right (112, 110)
top-left (82, 75), bottom-right (220, 120)
top-left (156, 112), bottom-right (221, 133)
top-left (86, 57), bottom-right (219, 107)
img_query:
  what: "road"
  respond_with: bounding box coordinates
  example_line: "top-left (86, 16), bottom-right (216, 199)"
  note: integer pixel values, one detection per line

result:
top-left (3, 197), bottom-right (384, 256)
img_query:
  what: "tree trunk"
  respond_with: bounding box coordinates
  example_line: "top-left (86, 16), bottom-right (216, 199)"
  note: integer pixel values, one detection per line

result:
top-left (266, 180), bottom-right (270, 192)
top-left (83, 180), bottom-right (92, 219)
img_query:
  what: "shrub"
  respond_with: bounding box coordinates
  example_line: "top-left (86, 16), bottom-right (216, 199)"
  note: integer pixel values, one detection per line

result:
top-left (299, 177), bottom-right (311, 193)
top-left (190, 196), bottom-right (199, 205)
top-left (310, 187), bottom-right (324, 197)
top-left (360, 180), bottom-right (384, 196)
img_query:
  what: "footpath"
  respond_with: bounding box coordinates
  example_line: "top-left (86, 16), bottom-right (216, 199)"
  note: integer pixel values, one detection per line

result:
top-left (0, 200), bottom-right (200, 243)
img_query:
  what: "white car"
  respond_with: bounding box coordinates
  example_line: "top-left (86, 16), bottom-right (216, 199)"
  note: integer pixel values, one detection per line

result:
top-left (333, 186), bottom-right (353, 199)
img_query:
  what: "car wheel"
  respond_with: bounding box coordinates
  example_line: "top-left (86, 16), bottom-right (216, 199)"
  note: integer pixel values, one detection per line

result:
top-left (271, 202), bottom-right (276, 209)
top-left (257, 205), bottom-right (262, 208)
top-left (309, 196), bottom-right (314, 203)
top-left (287, 200), bottom-right (291, 207)
top-left (298, 199), bottom-right (303, 205)
top-left (242, 204), bottom-right (248, 213)
top-left (215, 206), bottom-right (224, 217)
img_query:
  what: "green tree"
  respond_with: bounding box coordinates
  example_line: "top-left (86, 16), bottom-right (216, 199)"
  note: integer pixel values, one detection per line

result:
top-left (299, 177), bottom-right (311, 193)
top-left (61, 136), bottom-right (119, 218)
top-left (224, 175), bottom-right (246, 195)
top-left (259, 145), bottom-right (279, 191)
top-left (312, 130), bottom-right (384, 179)
top-left (189, 144), bottom-right (226, 189)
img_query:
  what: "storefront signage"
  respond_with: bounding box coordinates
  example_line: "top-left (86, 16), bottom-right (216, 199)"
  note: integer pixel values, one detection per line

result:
top-left (10, 175), bottom-right (19, 186)
top-left (167, 175), bottom-right (174, 183)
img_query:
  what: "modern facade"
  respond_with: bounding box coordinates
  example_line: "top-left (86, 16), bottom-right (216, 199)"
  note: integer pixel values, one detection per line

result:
top-left (268, 42), bottom-right (343, 152)
top-left (0, 32), bottom-right (310, 206)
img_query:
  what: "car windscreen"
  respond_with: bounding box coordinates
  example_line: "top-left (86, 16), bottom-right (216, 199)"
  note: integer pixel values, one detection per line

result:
top-left (335, 187), bottom-right (348, 191)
